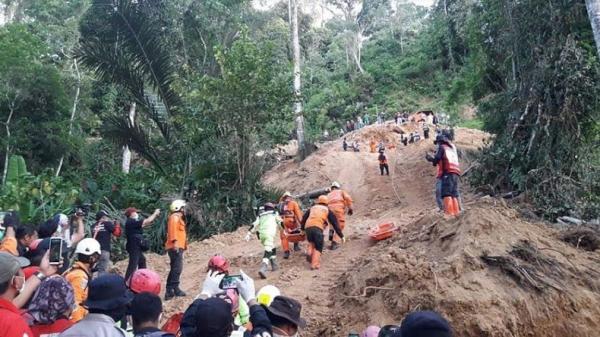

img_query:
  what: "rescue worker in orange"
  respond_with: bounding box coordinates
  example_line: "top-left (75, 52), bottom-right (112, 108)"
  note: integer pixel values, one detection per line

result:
top-left (326, 181), bottom-right (353, 250)
top-left (165, 199), bottom-right (188, 300)
top-left (369, 140), bottom-right (377, 153)
top-left (300, 195), bottom-right (344, 270)
top-left (63, 238), bottom-right (101, 322)
top-left (278, 191), bottom-right (304, 259)
top-left (426, 134), bottom-right (461, 216)
top-left (378, 150), bottom-right (390, 176)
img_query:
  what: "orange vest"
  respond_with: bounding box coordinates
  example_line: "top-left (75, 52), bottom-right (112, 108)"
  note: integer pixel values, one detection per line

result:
top-left (165, 212), bottom-right (187, 250)
top-left (64, 262), bottom-right (91, 322)
top-left (442, 144), bottom-right (461, 175)
top-left (327, 189), bottom-right (352, 209)
top-left (305, 205), bottom-right (330, 230)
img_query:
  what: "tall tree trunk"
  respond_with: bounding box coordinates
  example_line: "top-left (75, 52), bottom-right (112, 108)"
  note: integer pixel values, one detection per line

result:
top-left (122, 102), bottom-right (136, 174)
top-left (586, 0), bottom-right (600, 58)
top-left (289, 0), bottom-right (306, 159)
top-left (56, 59), bottom-right (81, 177)
top-left (2, 104), bottom-right (15, 186)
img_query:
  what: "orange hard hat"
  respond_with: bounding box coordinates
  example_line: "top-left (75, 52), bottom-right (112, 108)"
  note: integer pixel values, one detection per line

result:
top-left (317, 195), bottom-right (329, 205)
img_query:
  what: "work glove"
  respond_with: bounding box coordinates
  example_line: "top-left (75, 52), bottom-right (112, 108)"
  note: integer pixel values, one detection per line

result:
top-left (235, 270), bottom-right (256, 303)
top-left (348, 208), bottom-right (354, 216)
top-left (200, 271), bottom-right (225, 297)
top-left (245, 232), bottom-right (252, 242)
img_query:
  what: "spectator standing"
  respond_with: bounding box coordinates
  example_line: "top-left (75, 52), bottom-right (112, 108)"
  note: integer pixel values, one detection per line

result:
top-left (59, 274), bottom-right (134, 337)
top-left (15, 225), bottom-right (37, 257)
top-left (264, 296), bottom-right (306, 337)
top-left (130, 292), bottom-right (174, 337)
top-left (64, 238), bottom-right (102, 322)
top-left (165, 200), bottom-right (187, 300)
top-left (0, 252), bottom-right (34, 337)
top-left (91, 211), bottom-right (122, 274)
top-left (124, 208), bottom-right (161, 282)
top-left (25, 276), bottom-right (75, 337)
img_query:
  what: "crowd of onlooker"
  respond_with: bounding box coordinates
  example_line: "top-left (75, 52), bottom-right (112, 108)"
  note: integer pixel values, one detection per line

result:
top-left (1, 207), bottom-right (455, 337)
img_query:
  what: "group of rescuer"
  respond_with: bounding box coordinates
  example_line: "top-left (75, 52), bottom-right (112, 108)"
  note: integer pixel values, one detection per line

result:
top-left (247, 182), bottom-right (353, 278)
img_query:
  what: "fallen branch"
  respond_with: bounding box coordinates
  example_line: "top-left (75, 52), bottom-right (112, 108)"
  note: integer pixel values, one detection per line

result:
top-left (341, 286), bottom-right (395, 298)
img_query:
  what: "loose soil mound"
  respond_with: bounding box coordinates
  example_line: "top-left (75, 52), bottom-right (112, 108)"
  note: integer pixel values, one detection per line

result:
top-left (318, 198), bottom-right (600, 337)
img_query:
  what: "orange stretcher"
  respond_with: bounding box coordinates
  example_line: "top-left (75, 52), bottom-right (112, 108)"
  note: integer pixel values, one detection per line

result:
top-left (283, 228), bottom-right (306, 243)
top-left (368, 222), bottom-right (397, 241)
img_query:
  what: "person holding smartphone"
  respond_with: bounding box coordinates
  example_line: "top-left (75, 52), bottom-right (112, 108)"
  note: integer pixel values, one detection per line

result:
top-left (124, 207), bottom-right (161, 283)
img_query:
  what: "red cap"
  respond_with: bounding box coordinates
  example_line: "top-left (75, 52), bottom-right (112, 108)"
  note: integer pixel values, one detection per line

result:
top-left (23, 266), bottom-right (40, 280)
top-left (124, 207), bottom-right (138, 217)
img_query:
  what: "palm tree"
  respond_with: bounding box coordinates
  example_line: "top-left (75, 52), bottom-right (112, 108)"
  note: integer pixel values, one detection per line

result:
top-left (76, 0), bottom-right (181, 172)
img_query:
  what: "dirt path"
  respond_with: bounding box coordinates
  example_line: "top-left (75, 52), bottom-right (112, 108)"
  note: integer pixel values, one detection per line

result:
top-left (121, 123), bottom-right (491, 334)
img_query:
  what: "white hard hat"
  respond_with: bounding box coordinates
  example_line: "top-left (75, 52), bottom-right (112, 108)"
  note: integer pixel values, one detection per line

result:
top-left (75, 238), bottom-right (101, 256)
top-left (331, 181), bottom-right (341, 189)
top-left (282, 191), bottom-right (292, 198)
top-left (257, 285), bottom-right (281, 306)
top-left (170, 199), bottom-right (186, 212)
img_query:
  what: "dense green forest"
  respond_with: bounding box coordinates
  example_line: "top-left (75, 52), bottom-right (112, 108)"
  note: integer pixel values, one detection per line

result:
top-left (0, 0), bottom-right (598, 251)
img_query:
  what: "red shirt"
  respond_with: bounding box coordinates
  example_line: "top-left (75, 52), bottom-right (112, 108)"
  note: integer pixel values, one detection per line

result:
top-left (30, 318), bottom-right (73, 337)
top-left (0, 297), bottom-right (34, 337)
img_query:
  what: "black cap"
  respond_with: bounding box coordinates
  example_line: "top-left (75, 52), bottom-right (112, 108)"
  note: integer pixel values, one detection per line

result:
top-left (264, 296), bottom-right (306, 328)
top-left (95, 210), bottom-right (109, 221)
top-left (83, 274), bottom-right (134, 310)
top-left (395, 311), bottom-right (452, 337)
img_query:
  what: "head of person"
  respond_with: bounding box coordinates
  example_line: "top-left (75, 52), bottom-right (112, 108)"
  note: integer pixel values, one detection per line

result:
top-left (23, 238), bottom-right (46, 266)
top-left (207, 255), bottom-right (229, 275)
top-left (75, 238), bottom-right (101, 268)
top-left (37, 219), bottom-right (58, 239)
top-left (394, 311), bottom-right (452, 337)
top-left (257, 285), bottom-right (280, 307)
top-left (331, 181), bottom-right (341, 190)
top-left (84, 274), bottom-right (134, 322)
top-left (180, 297), bottom-right (234, 337)
top-left (27, 276), bottom-right (75, 324)
top-left (264, 296), bottom-right (306, 337)
top-left (215, 289), bottom-right (239, 317)
top-left (130, 292), bottom-right (163, 332)
top-left (361, 325), bottom-right (381, 337)
top-left (317, 195), bottom-right (329, 206)
top-left (170, 200), bottom-right (186, 213)
top-left (0, 252), bottom-right (29, 300)
top-left (264, 202), bottom-right (275, 211)
top-left (125, 207), bottom-right (140, 220)
top-left (129, 269), bottom-right (161, 295)
top-left (95, 210), bottom-right (110, 222)
top-left (16, 225), bottom-right (38, 246)
top-left (282, 191), bottom-right (293, 202)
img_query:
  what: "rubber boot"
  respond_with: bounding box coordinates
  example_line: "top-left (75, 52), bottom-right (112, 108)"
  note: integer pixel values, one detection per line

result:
top-left (443, 197), bottom-right (455, 216)
top-left (452, 197), bottom-right (460, 215)
top-left (330, 241), bottom-right (339, 251)
top-left (270, 257), bottom-right (279, 271)
top-left (258, 260), bottom-right (269, 279)
top-left (283, 251), bottom-right (290, 259)
top-left (164, 288), bottom-right (175, 301)
top-left (174, 288), bottom-right (187, 297)
top-left (293, 242), bottom-right (301, 251)
top-left (311, 251), bottom-right (321, 270)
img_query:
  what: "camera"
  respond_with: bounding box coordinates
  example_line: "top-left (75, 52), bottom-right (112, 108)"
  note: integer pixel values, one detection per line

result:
top-left (73, 203), bottom-right (92, 216)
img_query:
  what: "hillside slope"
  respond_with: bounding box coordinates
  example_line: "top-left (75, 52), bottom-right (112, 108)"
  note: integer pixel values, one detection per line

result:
top-left (121, 122), bottom-right (600, 337)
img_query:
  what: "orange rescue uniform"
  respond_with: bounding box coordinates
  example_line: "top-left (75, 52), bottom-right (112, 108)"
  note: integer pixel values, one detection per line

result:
top-left (369, 140), bottom-right (377, 153)
top-left (63, 261), bottom-right (92, 322)
top-left (0, 236), bottom-right (18, 256)
top-left (279, 198), bottom-right (303, 252)
top-left (327, 189), bottom-right (353, 243)
top-left (165, 212), bottom-right (187, 251)
top-left (301, 204), bottom-right (343, 269)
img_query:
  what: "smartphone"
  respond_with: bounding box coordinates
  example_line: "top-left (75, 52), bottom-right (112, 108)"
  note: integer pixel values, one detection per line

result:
top-left (49, 237), bottom-right (63, 265)
top-left (220, 275), bottom-right (242, 289)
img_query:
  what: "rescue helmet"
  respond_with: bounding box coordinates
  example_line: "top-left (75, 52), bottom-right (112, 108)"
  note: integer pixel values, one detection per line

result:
top-left (207, 254), bottom-right (230, 274)
top-left (256, 285), bottom-right (280, 306)
top-left (75, 238), bottom-right (101, 256)
top-left (317, 195), bottom-right (329, 205)
top-left (129, 269), bottom-right (161, 295)
top-left (170, 199), bottom-right (186, 212)
top-left (282, 191), bottom-right (292, 198)
top-left (331, 181), bottom-right (341, 189)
